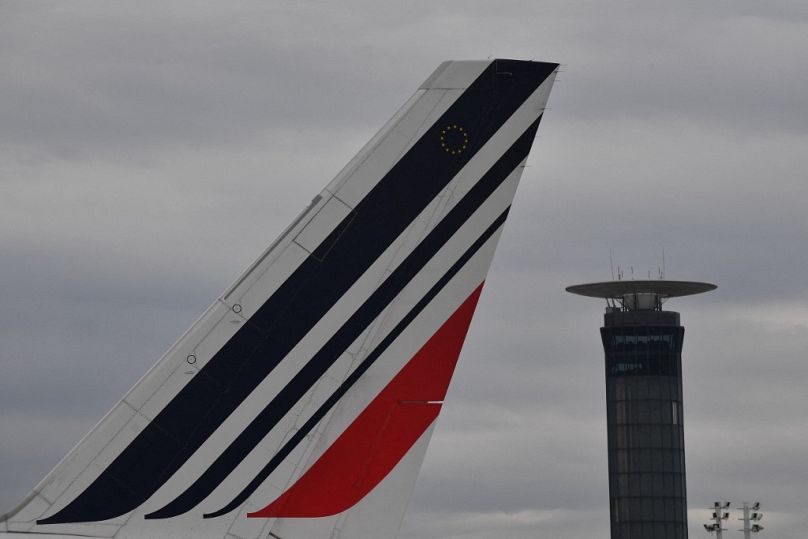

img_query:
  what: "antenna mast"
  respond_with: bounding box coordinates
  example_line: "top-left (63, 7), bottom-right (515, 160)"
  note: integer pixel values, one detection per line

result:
top-left (610, 249), bottom-right (615, 280)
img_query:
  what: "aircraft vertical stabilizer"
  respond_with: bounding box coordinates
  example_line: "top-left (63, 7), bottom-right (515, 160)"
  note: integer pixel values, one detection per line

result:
top-left (1, 59), bottom-right (558, 539)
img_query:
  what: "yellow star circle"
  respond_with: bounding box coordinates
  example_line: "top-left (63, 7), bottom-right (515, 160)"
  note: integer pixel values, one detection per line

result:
top-left (439, 124), bottom-right (469, 155)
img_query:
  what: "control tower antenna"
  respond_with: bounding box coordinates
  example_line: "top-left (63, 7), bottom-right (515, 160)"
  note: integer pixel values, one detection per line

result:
top-left (566, 279), bottom-right (716, 539)
top-left (610, 248), bottom-right (615, 280)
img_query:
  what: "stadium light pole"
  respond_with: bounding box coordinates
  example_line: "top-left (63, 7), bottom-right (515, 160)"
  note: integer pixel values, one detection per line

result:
top-left (703, 501), bottom-right (730, 538)
top-left (739, 502), bottom-right (764, 538)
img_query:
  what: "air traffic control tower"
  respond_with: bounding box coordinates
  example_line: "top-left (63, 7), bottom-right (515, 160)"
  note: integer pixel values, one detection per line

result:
top-left (566, 280), bottom-right (716, 539)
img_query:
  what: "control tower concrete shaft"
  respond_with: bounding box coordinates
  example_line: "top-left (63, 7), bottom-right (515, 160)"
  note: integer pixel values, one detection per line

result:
top-left (566, 280), bottom-right (716, 539)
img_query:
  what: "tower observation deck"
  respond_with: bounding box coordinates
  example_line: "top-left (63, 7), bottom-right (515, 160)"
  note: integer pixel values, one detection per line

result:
top-left (566, 280), bottom-right (716, 539)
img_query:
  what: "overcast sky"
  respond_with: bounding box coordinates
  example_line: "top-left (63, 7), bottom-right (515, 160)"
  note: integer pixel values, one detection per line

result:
top-left (2, 1), bottom-right (807, 537)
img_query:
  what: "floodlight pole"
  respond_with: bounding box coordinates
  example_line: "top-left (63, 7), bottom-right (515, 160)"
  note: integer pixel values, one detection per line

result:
top-left (741, 503), bottom-right (751, 539)
top-left (714, 502), bottom-right (724, 539)
top-left (706, 501), bottom-right (730, 538)
top-left (739, 502), bottom-right (764, 538)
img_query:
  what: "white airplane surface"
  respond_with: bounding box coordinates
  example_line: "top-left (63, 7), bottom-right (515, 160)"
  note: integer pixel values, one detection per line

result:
top-left (1, 58), bottom-right (558, 539)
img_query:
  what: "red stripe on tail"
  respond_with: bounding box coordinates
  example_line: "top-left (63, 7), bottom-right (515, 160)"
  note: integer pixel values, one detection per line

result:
top-left (248, 283), bottom-right (485, 518)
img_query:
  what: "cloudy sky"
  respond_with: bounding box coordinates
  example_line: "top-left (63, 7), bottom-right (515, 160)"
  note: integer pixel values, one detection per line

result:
top-left (2, 1), bottom-right (807, 537)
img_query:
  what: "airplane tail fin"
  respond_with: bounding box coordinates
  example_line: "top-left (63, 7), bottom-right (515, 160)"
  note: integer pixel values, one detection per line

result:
top-left (1, 59), bottom-right (558, 539)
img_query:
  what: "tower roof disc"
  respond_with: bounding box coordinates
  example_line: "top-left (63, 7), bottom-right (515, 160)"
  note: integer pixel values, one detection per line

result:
top-left (566, 280), bottom-right (716, 299)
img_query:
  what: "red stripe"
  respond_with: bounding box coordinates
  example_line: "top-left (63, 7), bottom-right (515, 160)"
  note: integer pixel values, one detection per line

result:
top-left (248, 283), bottom-right (485, 518)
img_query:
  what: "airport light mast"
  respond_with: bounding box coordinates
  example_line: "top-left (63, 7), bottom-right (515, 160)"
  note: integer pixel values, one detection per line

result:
top-left (567, 279), bottom-right (716, 539)
top-left (704, 501), bottom-right (731, 537)
top-left (739, 502), bottom-right (764, 537)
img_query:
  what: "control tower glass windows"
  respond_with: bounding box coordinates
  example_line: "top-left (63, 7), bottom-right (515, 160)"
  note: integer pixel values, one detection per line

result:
top-left (601, 326), bottom-right (684, 378)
